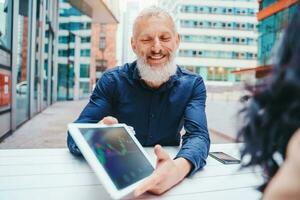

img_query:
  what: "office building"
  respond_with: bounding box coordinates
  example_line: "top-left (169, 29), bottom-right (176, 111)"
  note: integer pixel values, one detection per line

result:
top-left (175, 0), bottom-right (259, 85)
top-left (57, 0), bottom-right (119, 100)
top-left (232, 0), bottom-right (298, 82)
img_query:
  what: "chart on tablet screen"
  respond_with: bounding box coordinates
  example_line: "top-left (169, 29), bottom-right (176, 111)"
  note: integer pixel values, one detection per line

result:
top-left (94, 137), bottom-right (129, 165)
top-left (80, 127), bottom-right (154, 189)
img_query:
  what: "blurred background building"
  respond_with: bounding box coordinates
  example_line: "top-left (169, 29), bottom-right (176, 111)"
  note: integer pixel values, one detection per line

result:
top-left (120, 0), bottom-right (159, 64)
top-left (257, 0), bottom-right (298, 65)
top-left (0, 0), bottom-right (118, 140)
top-left (57, 0), bottom-right (92, 100)
top-left (232, 0), bottom-right (298, 84)
top-left (57, 0), bottom-right (118, 101)
top-left (91, 23), bottom-right (118, 84)
top-left (175, 0), bottom-right (259, 86)
top-left (0, 0), bottom-right (59, 139)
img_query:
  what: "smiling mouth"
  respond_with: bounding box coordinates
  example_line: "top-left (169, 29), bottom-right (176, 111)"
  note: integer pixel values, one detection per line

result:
top-left (148, 54), bottom-right (166, 60)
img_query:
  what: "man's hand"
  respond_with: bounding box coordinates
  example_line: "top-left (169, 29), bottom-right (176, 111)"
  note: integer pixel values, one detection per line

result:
top-left (99, 116), bottom-right (118, 125)
top-left (134, 145), bottom-right (192, 197)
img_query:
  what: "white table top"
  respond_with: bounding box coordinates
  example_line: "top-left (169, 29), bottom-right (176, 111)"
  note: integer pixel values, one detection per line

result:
top-left (0, 143), bottom-right (263, 200)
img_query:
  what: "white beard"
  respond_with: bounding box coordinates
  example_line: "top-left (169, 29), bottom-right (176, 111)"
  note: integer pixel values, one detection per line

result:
top-left (136, 55), bottom-right (177, 87)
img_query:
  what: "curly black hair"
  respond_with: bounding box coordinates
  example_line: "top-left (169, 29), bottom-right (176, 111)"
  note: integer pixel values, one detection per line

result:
top-left (237, 4), bottom-right (300, 192)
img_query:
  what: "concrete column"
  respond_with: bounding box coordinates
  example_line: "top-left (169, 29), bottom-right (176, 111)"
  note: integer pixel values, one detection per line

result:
top-left (11, 0), bottom-right (19, 130)
top-left (73, 35), bottom-right (80, 100)
top-left (29, 0), bottom-right (37, 117)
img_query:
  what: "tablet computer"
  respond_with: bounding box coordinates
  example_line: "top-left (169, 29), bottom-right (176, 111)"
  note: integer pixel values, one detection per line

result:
top-left (68, 123), bottom-right (155, 199)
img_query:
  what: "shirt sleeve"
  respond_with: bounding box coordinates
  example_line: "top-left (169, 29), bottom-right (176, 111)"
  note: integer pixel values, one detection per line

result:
top-left (67, 72), bottom-right (115, 156)
top-left (175, 76), bottom-right (210, 176)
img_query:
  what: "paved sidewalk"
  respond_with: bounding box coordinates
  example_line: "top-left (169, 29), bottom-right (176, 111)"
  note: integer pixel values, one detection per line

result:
top-left (0, 100), bottom-right (88, 149)
top-left (206, 99), bottom-right (242, 141)
top-left (0, 100), bottom-right (234, 149)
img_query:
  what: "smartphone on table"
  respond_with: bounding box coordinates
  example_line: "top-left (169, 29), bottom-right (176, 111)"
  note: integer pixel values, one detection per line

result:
top-left (209, 152), bottom-right (241, 164)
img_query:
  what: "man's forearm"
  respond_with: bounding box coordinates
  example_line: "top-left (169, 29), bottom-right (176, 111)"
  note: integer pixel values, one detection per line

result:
top-left (174, 157), bottom-right (193, 179)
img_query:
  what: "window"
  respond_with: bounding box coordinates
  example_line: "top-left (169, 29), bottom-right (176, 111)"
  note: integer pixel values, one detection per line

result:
top-left (59, 36), bottom-right (68, 43)
top-left (81, 36), bottom-right (90, 43)
top-left (180, 5), bottom-right (257, 16)
top-left (44, 44), bottom-right (49, 53)
top-left (79, 82), bottom-right (90, 99)
top-left (0, 0), bottom-right (13, 50)
top-left (96, 59), bottom-right (107, 72)
top-left (178, 49), bottom-right (257, 60)
top-left (58, 49), bottom-right (74, 57)
top-left (80, 49), bottom-right (90, 57)
top-left (80, 64), bottom-right (90, 78)
top-left (59, 22), bottom-right (91, 30)
top-left (59, 7), bottom-right (83, 17)
top-left (15, 0), bottom-right (30, 125)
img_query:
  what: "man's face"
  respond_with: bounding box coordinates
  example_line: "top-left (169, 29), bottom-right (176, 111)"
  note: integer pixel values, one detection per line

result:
top-left (131, 15), bottom-right (180, 68)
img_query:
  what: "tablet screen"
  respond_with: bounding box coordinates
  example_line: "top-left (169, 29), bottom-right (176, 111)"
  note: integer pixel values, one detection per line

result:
top-left (79, 127), bottom-right (154, 190)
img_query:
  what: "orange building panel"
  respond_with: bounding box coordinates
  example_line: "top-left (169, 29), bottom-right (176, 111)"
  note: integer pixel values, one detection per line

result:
top-left (257, 0), bottom-right (298, 21)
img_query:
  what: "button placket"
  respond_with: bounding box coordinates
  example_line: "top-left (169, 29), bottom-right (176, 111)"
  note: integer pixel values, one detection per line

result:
top-left (147, 92), bottom-right (156, 143)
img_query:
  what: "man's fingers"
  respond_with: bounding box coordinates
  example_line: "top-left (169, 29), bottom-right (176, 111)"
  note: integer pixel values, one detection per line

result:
top-left (154, 145), bottom-right (170, 161)
top-left (134, 174), bottom-right (160, 197)
top-left (100, 116), bottom-right (118, 125)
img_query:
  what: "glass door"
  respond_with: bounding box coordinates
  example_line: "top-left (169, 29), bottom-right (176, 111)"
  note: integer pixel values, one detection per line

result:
top-left (16, 0), bottom-right (30, 126)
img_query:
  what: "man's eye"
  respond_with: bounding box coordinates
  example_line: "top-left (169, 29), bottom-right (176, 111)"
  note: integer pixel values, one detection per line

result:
top-left (161, 37), bottom-right (171, 41)
top-left (141, 39), bottom-right (151, 42)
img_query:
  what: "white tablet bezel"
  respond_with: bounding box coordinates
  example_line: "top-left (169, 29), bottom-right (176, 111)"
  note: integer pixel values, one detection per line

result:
top-left (68, 123), bottom-right (155, 199)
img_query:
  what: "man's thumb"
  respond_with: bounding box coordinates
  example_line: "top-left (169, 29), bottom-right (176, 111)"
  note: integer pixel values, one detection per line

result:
top-left (100, 116), bottom-right (118, 125)
top-left (154, 145), bottom-right (170, 161)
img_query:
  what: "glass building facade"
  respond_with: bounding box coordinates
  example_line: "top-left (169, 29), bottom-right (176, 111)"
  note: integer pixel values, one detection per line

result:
top-left (57, 0), bottom-right (92, 100)
top-left (0, 0), bottom-right (59, 139)
top-left (258, 0), bottom-right (298, 65)
top-left (0, 0), bottom-right (118, 141)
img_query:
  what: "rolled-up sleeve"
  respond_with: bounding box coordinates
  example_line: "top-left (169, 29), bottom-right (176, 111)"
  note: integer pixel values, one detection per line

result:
top-left (175, 77), bottom-right (210, 176)
top-left (67, 72), bottom-right (115, 156)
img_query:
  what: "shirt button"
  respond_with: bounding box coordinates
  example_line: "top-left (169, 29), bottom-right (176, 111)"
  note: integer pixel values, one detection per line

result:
top-left (150, 114), bottom-right (155, 118)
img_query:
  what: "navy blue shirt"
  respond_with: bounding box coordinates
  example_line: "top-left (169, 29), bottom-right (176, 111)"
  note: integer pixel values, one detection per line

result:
top-left (67, 61), bottom-right (210, 175)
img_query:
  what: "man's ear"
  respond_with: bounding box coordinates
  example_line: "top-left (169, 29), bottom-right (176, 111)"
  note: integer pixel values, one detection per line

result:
top-left (131, 37), bottom-right (137, 54)
top-left (175, 33), bottom-right (180, 49)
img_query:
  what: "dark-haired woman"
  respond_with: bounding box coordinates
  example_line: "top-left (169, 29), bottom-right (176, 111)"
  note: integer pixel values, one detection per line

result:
top-left (263, 129), bottom-right (300, 199)
top-left (237, 3), bottom-right (300, 199)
